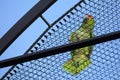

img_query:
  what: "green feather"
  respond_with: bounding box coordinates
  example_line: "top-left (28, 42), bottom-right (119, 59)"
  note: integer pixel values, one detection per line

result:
top-left (63, 15), bottom-right (95, 75)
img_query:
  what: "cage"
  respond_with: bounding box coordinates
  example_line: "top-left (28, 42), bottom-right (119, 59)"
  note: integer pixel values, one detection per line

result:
top-left (1, 0), bottom-right (120, 80)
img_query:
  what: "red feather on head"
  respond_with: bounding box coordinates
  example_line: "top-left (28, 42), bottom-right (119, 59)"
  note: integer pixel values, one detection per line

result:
top-left (85, 14), bottom-right (93, 19)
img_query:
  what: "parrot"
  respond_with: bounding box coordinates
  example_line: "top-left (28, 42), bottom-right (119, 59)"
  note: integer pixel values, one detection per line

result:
top-left (62, 14), bottom-right (95, 75)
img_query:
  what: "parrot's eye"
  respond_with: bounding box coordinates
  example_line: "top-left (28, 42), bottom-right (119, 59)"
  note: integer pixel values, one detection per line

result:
top-left (83, 18), bottom-right (88, 23)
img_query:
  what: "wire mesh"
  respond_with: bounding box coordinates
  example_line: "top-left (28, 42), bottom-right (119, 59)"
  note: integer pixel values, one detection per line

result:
top-left (2, 0), bottom-right (120, 80)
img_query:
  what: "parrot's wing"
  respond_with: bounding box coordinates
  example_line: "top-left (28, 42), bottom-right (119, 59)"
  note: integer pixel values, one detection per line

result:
top-left (69, 31), bottom-right (81, 42)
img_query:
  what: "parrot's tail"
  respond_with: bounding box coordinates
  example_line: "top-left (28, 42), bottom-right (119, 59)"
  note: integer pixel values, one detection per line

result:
top-left (62, 56), bottom-right (91, 75)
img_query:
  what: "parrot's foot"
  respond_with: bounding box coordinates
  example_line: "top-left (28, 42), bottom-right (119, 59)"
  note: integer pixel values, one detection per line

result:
top-left (62, 59), bottom-right (91, 75)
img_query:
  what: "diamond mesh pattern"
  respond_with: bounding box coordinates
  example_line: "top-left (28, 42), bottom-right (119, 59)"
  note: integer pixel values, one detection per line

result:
top-left (3, 0), bottom-right (120, 80)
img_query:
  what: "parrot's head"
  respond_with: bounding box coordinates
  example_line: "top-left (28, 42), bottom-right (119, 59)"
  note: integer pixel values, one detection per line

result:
top-left (82, 14), bottom-right (95, 30)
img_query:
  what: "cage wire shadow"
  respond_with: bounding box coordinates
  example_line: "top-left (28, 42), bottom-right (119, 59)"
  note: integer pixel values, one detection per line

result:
top-left (1, 0), bottom-right (120, 80)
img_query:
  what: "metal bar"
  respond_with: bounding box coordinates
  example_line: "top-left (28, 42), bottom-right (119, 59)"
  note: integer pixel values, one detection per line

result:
top-left (50, 0), bottom-right (85, 27)
top-left (0, 30), bottom-right (120, 68)
top-left (0, 0), bottom-right (57, 55)
top-left (0, 0), bottom-right (107, 78)
top-left (0, 27), bottom-right (51, 80)
top-left (40, 0), bottom-right (85, 28)
top-left (1, 0), bottom-right (86, 77)
top-left (41, 16), bottom-right (51, 27)
top-left (0, 0), bottom-right (57, 79)
top-left (1, 0), bottom-right (89, 79)
top-left (23, 0), bottom-right (85, 55)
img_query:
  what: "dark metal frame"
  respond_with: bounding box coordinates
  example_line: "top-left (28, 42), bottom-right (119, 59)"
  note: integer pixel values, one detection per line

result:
top-left (0, 0), bottom-right (57, 79)
top-left (0, 30), bottom-right (120, 68)
top-left (0, 0), bottom-right (57, 55)
top-left (1, 0), bottom-right (120, 79)
top-left (1, 1), bottom-right (86, 78)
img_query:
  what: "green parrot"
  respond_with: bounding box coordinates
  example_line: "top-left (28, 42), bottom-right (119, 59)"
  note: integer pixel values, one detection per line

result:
top-left (63, 14), bottom-right (95, 75)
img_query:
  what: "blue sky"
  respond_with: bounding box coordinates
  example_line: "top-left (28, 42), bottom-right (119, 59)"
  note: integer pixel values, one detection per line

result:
top-left (0, 0), bottom-right (79, 78)
top-left (0, 0), bottom-right (120, 80)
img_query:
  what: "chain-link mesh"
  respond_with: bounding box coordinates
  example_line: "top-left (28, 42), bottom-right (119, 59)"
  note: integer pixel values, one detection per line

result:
top-left (3, 0), bottom-right (120, 80)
